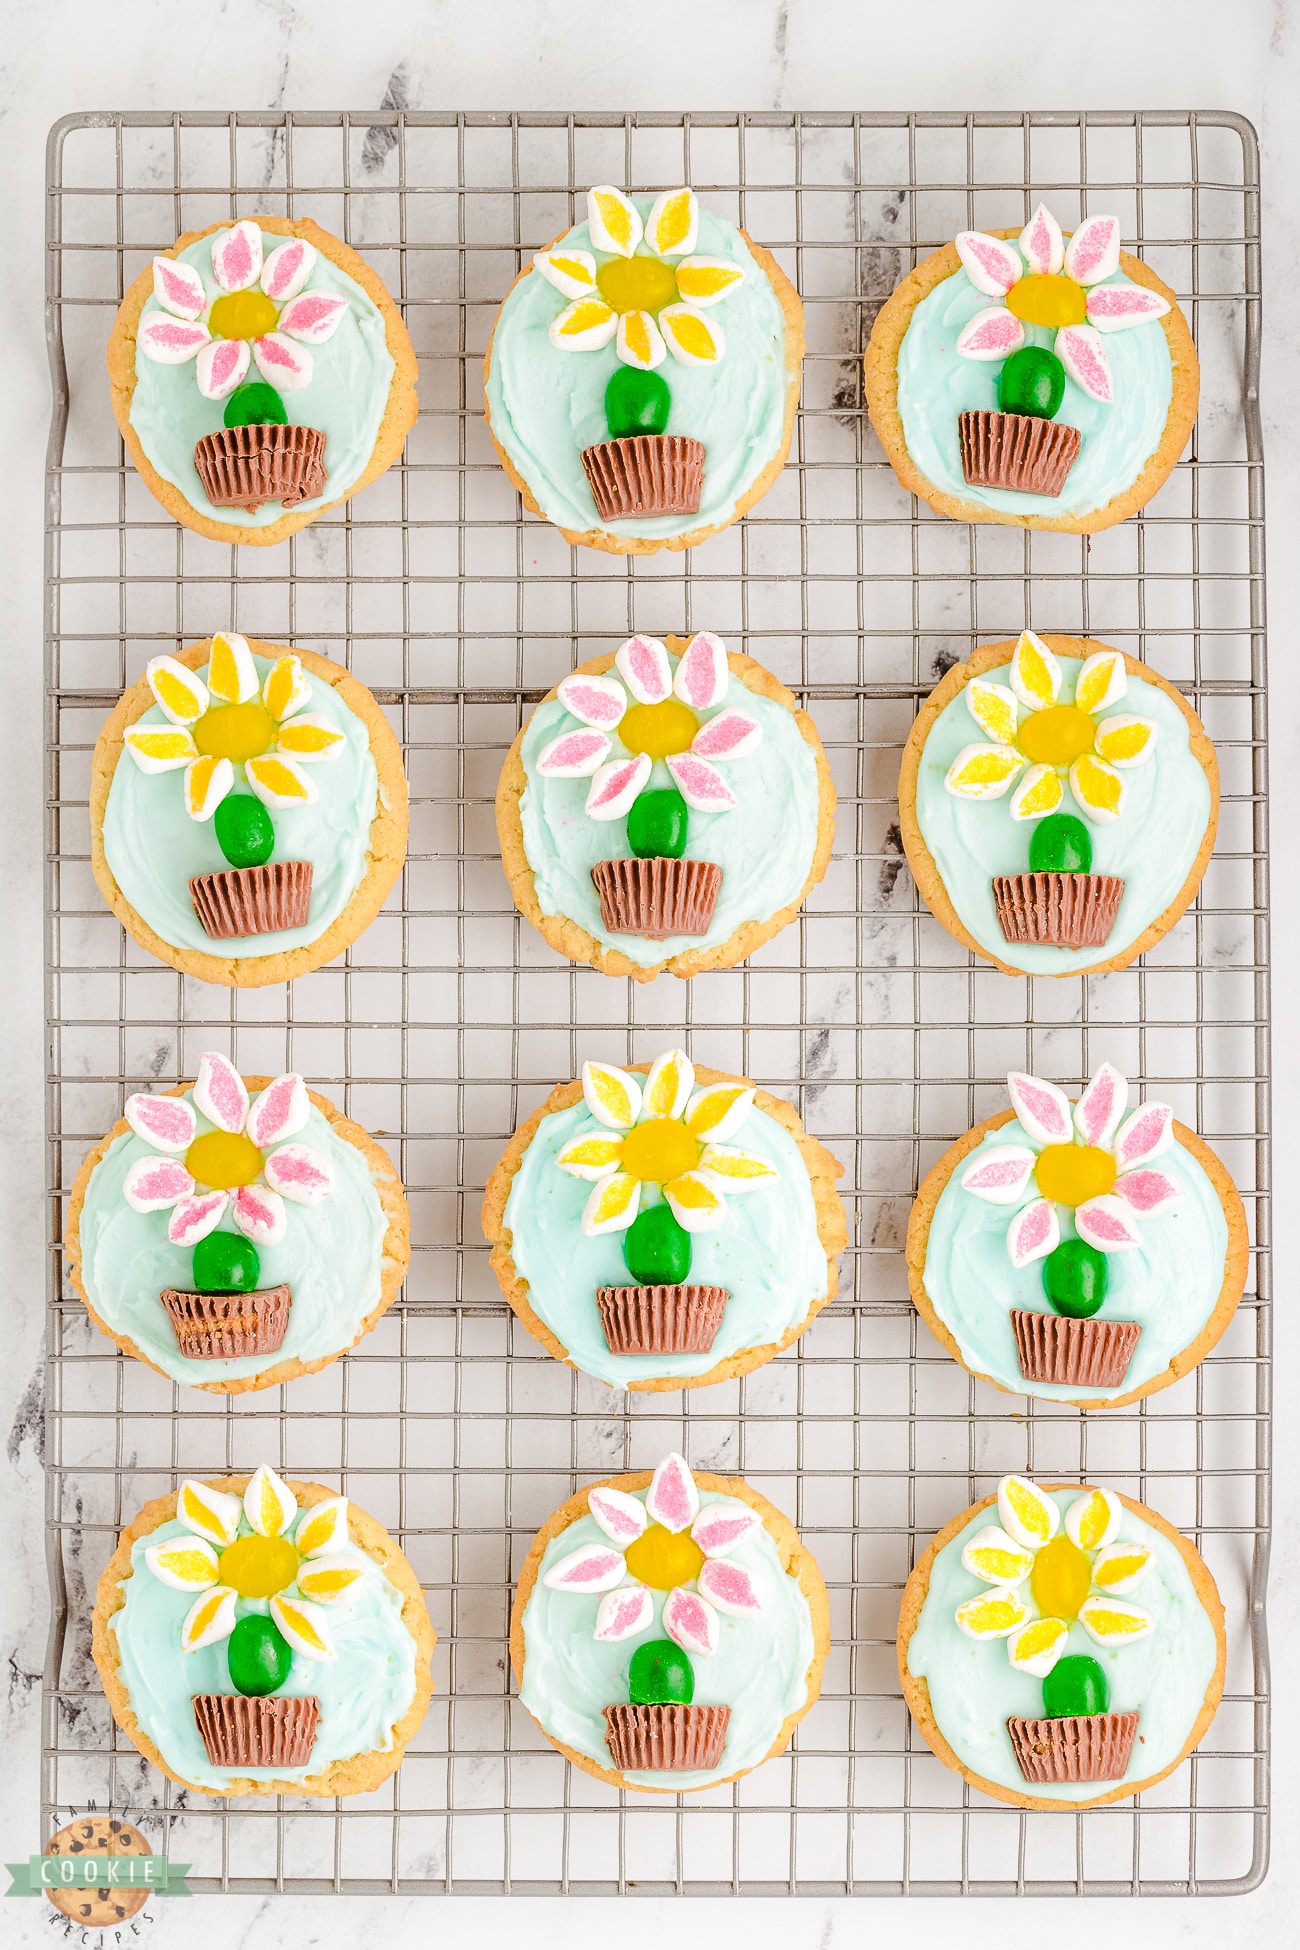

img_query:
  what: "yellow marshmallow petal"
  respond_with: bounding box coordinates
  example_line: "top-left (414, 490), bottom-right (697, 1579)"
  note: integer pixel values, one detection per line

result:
top-left (274, 714), bottom-right (347, 762)
top-left (943, 742), bottom-right (1026, 800)
top-left (581, 1171), bottom-right (641, 1237)
top-left (124, 725), bottom-right (200, 773)
top-left (581, 1060), bottom-right (642, 1132)
top-left (146, 655), bottom-right (209, 726)
top-left (954, 1589), bottom-right (1031, 1640)
top-left (145, 1538), bottom-right (220, 1591)
top-left (1009, 762), bottom-right (1065, 822)
top-left (295, 1552), bottom-right (369, 1604)
top-left (642, 1050), bottom-right (695, 1122)
top-left (663, 1170), bottom-right (726, 1232)
top-left (177, 1480), bottom-right (242, 1548)
top-left (1078, 1596), bottom-right (1156, 1645)
top-left (997, 1474), bottom-right (1060, 1550)
top-left (959, 1525), bottom-right (1034, 1586)
top-left (586, 186), bottom-right (643, 258)
top-left (180, 1585), bottom-right (238, 1652)
top-left (270, 1593), bottom-right (336, 1661)
top-left (206, 631), bottom-right (260, 704)
top-left (242, 1462), bottom-right (298, 1539)
top-left (1009, 630), bottom-right (1063, 711)
top-left (548, 296), bottom-right (618, 352)
top-left (1069, 752), bottom-right (1125, 825)
top-left (659, 303), bottom-right (724, 367)
top-left (965, 678), bottom-right (1021, 746)
top-left (261, 653), bottom-right (312, 724)
top-left (245, 753), bottom-right (318, 809)
top-left (696, 1144), bottom-right (778, 1192)
top-left (1064, 1488), bottom-right (1123, 1552)
top-left (1089, 1542), bottom-right (1153, 1594)
top-left (674, 256), bottom-right (745, 308)
top-left (644, 187), bottom-right (698, 257)
top-left (556, 1133), bottom-right (626, 1181)
top-left (1092, 714), bottom-right (1158, 769)
top-left (532, 247), bottom-right (598, 299)
top-left (616, 309), bottom-right (667, 371)
top-left (183, 753), bottom-right (234, 820)
top-left (1073, 648), bottom-right (1128, 716)
top-left (293, 1495), bottom-right (350, 1559)
top-left (1007, 1615), bottom-right (1069, 1677)
top-left (683, 1082), bottom-right (754, 1143)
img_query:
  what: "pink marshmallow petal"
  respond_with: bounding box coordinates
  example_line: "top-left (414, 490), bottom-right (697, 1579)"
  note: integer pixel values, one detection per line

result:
top-left (954, 231), bottom-right (1022, 298)
top-left (645, 1453), bottom-right (700, 1534)
top-left (672, 632), bottom-right (729, 712)
top-left (1063, 214), bottom-right (1122, 288)
top-left (959, 1144), bottom-right (1036, 1206)
top-left (662, 1585), bottom-right (719, 1658)
top-left (593, 1583), bottom-right (655, 1643)
top-left (138, 315), bottom-right (210, 364)
top-left (1018, 204), bottom-right (1065, 277)
top-left (1007, 1072), bottom-right (1074, 1146)
top-left (614, 634), bottom-right (673, 705)
top-left (252, 331), bottom-right (313, 392)
top-left (690, 708), bottom-right (762, 763)
top-left (584, 752), bottom-right (651, 820)
top-left (230, 1180), bottom-right (287, 1248)
top-left (588, 1485), bottom-right (649, 1546)
top-left (1114, 1167), bottom-right (1182, 1216)
top-left (664, 752), bottom-right (737, 814)
top-left (541, 1542), bottom-right (627, 1593)
top-left (697, 1559), bottom-right (763, 1618)
top-left (1113, 1100), bottom-right (1175, 1170)
top-left (955, 305), bottom-right (1027, 362)
top-left (122, 1155), bottom-right (195, 1214)
top-left (1074, 1193), bottom-right (1143, 1253)
top-left (1084, 283), bottom-right (1172, 333)
top-left (536, 727), bottom-right (612, 778)
top-left (1073, 1062), bottom-right (1129, 1149)
top-left (124, 1092), bottom-right (197, 1155)
top-left (195, 336), bottom-right (251, 402)
top-left (211, 219), bottom-right (264, 293)
top-left (246, 1073), bottom-right (311, 1148)
top-left (1006, 1197), bottom-right (1060, 1269)
top-left (192, 1053), bottom-right (249, 1135)
top-left (276, 290), bottom-right (349, 346)
top-left (167, 1190), bottom-right (230, 1248)
top-left (1056, 323), bottom-right (1114, 404)
top-left (260, 237), bottom-right (317, 302)
top-left (152, 256), bottom-right (207, 320)
top-left (691, 1503), bottom-right (761, 1558)
top-left (556, 672), bottom-right (627, 731)
top-left (263, 1143), bottom-right (334, 1205)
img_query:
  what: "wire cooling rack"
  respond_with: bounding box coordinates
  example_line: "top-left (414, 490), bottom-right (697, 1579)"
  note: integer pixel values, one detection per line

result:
top-left (41, 110), bottom-right (1268, 1897)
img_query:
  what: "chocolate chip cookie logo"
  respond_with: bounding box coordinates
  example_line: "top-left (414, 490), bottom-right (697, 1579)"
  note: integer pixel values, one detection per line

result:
top-left (5, 1814), bottom-right (187, 1918)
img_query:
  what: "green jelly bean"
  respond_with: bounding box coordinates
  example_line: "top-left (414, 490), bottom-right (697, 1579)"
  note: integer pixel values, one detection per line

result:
top-left (998, 345), bottom-right (1066, 421)
top-left (628, 1638), bottom-right (695, 1706)
top-left (191, 1230), bottom-right (261, 1294)
top-left (605, 366), bottom-right (671, 440)
top-left (1042, 1653), bottom-right (1110, 1720)
top-left (626, 787), bottom-right (688, 861)
top-left (1042, 1238), bottom-right (1108, 1319)
top-left (623, 1202), bottom-right (692, 1286)
top-left (214, 794), bottom-right (276, 870)
top-left (1028, 811), bottom-right (1093, 875)
top-left (223, 380), bottom-right (288, 430)
top-left (227, 1614), bottom-right (293, 1698)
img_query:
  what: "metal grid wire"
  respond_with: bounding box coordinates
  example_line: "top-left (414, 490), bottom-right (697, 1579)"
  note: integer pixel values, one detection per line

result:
top-left (41, 110), bottom-right (1268, 1896)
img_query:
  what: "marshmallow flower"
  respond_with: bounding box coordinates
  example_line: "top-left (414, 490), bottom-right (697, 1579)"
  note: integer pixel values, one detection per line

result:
top-left (121, 1053), bottom-right (335, 1250)
top-left (541, 1453), bottom-right (765, 1654)
top-left (534, 187), bottom-right (745, 371)
top-left (952, 205), bottom-right (1171, 405)
top-left (943, 631), bottom-right (1156, 826)
top-left (122, 633), bottom-right (346, 819)
top-left (535, 632), bottom-right (761, 822)
top-left (958, 1064), bottom-right (1181, 1267)
top-left (954, 1475), bottom-right (1156, 1673)
top-left (139, 221), bottom-right (349, 399)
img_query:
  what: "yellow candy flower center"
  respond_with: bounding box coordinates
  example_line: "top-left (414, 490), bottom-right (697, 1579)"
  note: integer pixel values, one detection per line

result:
top-left (1016, 704), bottom-right (1096, 766)
top-left (208, 290), bottom-right (279, 341)
top-left (620, 1117), bottom-right (701, 1184)
top-left (623, 1523), bottom-right (705, 1590)
top-left (1006, 273), bottom-right (1087, 328)
top-left (596, 256), bottom-right (679, 315)
top-left (186, 1130), bottom-right (264, 1190)
top-left (1029, 1534), bottom-right (1093, 1622)
top-left (193, 701), bottom-right (276, 763)
top-left (217, 1534), bottom-right (299, 1599)
top-left (619, 698), bottom-right (697, 760)
top-left (1034, 1142), bottom-right (1117, 1206)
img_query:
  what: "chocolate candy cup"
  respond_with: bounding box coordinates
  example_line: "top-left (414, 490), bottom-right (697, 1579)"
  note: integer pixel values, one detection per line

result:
top-left (581, 434), bottom-right (705, 521)
top-left (603, 1702), bottom-right (731, 1772)
top-left (160, 1283), bottom-right (292, 1360)
top-left (958, 410), bottom-right (1082, 498)
top-left (192, 1693), bottom-right (321, 1769)
top-left (596, 1284), bottom-right (729, 1356)
top-left (992, 871), bottom-right (1124, 950)
top-left (189, 860), bottom-right (313, 940)
top-left (1011, 1310), bottom-right (1142, 1390)
top-left (193, 423), bottom-right (328, 511)
top-left (1007, 1710), bottom-right (1139, 1785)
top-left (591, 857), bottom-right (722, 940)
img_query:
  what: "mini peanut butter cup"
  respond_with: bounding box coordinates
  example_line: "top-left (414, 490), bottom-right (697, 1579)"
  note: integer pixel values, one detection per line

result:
top-left (596, 1284), bottom-right (729, 1356)
top-left (192, 1693), bottom-right (321, 1769)
top-left (603, 1702), bottom-right (731, 1772)
top-left (581, 435), bottom-right (705, 521)
top-left (992, 871), bottom-right (1124, 950)
top-left (189, 860), bottom-right (313, 940)
top-left (160, 1284), bottom-right (292, 1360)
top-left (958, 410), bottom-right (1081, 498)
top-left (194, 423), bottom-right (328, 512)
top-left (1011, 1311), bottom-right (1142, 1390)
top-left (1007, 1711), bottom-right (1139, 1785)
top-left (591, 857), bottom-right (722, 939)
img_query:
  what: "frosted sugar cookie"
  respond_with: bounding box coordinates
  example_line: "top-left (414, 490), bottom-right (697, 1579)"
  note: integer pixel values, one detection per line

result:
top-left (899, 1475), bottom-right (1225, 1808)
top-left (511, 1453), bottom-right (828, 1791)
top-left (93, 1465), bottom-right (434, 1797)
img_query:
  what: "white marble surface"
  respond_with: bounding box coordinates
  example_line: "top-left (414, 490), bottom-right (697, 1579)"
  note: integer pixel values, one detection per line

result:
top-left (2, 1), bottom-right (1297, 1944)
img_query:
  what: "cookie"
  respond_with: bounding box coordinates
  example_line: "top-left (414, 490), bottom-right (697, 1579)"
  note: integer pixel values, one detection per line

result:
top-left (43, 1816), bottom-right (152, 1923)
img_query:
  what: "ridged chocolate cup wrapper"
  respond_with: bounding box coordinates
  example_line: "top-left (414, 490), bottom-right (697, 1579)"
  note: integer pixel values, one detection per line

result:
top-left (581, 435), bottom-right (705, 520)
top-left (603, 1702), bottom-right (731, 1772)
top-left (192, 1693), bottom-right (321, 1768)
top-left (590, 856), bottom-right (723, 940)
top-left (190, 860), bottom-right (314, 940)
top-left (992, 871), bottom-right (1124, 950)
top-left (160, 1283), bottom-right (292, 1360)
top-left (1011, 1310), bottom-right (1142, 1390)
top-left (193, 423), bottom-right (328, 511)
top-left (1007, 1711), bottom-right (1139, 1785)
top-left (958, 410), bottom-right (1082, 498)
top-left (596, 1284), bottom-right (729, 1355)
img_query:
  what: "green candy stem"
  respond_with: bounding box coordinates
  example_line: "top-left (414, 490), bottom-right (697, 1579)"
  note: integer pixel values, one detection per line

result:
top-left (623, 1202), bottom-right (692, 1285)
top-left (224, 380), bottom-right (288, 430)
top-left (214, 793), bottom-right (276, 870)
top-left (1042, 1653), bottom-right (1110, 1720)
top-left (626, 787), bottom-right (688, 861)
top-left (998, 345), bottom-right (1066, 421)
top-left (191, 1229), bottom-right (261, 1294)
top-left (1042, 1238), bottom-right (1108, 1319)
top-left (628, 1638), bottom-right (695, 1706)
top-left (605, 366), bottom-right (671, 440)
top-left (227, 1614), bottom-right (293, 1698)
top-left (1028, 811), bottom-right (1093, 875)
